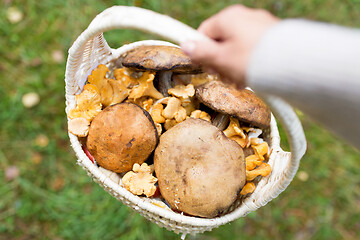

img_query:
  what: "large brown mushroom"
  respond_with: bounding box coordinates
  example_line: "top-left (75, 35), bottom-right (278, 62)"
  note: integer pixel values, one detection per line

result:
top-left (87, 102), bottom-right (158, 173)
top-left (196, 81), bottom-right (271, 129)
top-left (122, 45), bottom-right (202, 97)
top-left (154, 118), bottom-right (246, 218)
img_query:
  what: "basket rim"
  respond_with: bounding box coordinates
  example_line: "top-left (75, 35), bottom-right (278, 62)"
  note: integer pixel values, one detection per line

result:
top-left (67, 39), bottom-right (284, 228)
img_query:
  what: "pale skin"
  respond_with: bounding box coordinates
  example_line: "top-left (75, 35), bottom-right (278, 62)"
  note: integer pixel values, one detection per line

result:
top-left (181, 5), bottom-right (279, 88)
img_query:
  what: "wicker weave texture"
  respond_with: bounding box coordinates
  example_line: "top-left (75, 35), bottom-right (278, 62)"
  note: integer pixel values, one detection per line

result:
top-left (64, 6), bottom-right (307, 236)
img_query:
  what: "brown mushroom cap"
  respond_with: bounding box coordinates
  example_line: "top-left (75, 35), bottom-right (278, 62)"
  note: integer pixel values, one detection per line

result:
top-left (87, 102), bottom-right (158, 173)
top-left (122, 45), bottom-right (201, 74)
top-left (154, 118), bottom-right (246, 218)
top-left (196, 81), bottom-right (271, 129)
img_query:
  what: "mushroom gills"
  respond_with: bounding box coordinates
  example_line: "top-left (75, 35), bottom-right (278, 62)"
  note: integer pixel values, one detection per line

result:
top-left (157, 71), bottom-right (173, 97)
top-left (212, 113), bottom-right (230, 131)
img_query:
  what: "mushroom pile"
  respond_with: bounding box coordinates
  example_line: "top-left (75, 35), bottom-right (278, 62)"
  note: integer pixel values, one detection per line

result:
top-left (67, 44), bottom-right (272, 218)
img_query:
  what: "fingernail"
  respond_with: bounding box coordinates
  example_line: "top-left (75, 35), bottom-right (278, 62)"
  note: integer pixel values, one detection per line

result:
top-left (181, 41), bottom-right (196, 56)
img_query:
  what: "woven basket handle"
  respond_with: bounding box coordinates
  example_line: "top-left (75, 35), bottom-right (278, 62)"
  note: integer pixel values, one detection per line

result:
top-left (66, 6), bottom-right (306, 186)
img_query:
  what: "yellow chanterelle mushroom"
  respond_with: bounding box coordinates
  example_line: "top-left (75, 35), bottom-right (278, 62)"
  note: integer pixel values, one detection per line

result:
top-left (240, 182), bottom-right (256, 195)
top-left (246, 163), bottom-right (271, 181)
top-left (189, 110), bottom-right (211, 122)
top-left (122, 163), bottom-right (158, 197)
top-left (128, 72), bottom-right (164, 100)
top-left (113, 67), bottom-right (138, 88)
top-left (67, 84), bottom-right (102, 121)
top-left (87, 64), bottom-right (129, 107)
top-left (223, 117), bottom-right (248, 148)
top-left (168, 84), bottom-right (195, 99)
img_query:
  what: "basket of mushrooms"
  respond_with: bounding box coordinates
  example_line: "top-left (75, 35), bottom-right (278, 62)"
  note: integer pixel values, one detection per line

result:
top-left (65, 6), bottom-right (307, 237)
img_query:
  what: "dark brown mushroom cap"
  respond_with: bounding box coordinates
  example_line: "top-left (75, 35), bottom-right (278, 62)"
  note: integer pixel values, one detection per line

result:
top-left (121, 45), bottom-right (202, 74)
top-left (196, 81), bottom-right (271, 129)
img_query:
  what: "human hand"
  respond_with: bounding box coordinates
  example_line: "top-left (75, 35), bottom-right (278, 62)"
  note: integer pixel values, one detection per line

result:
top-left (181, 5), bottom-right (279, 88)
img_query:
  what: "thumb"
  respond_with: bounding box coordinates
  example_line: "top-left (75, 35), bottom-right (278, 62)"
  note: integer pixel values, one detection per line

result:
top-left (181, 39), bottom-right (221, 65)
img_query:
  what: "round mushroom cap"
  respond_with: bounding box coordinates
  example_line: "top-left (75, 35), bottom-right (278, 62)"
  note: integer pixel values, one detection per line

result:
top-left (154, 118), bottom-right (246, 218)
top-left (122, 45), bottom-right (202, 74)
top-left (196, 81), bottom-right (271, 129)
top-left (87, 103), bottom-right (158, 173)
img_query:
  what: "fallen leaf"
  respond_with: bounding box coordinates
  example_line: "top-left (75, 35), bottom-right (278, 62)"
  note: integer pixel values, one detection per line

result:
top-left (297, 171), bottom-right (309, 182)
top-left (22, 92), bottom-right (40, 108)
top-left (31, 152), bottom-right (43, 164)
top-left (7, 7), bottom-right (23, 24)
top-left (51, 50), bottom-right (64, 63)
top-left (5, 165), bottom-right (20, 181)
top-left (3, 0), bottom-right (13, 6)
top-left (82, 184), bottom-right (93, 194)
top-left (51, 177), bottom-right (65, 191)
top-left (35, 134), bottom-right (49, 148)
top-left (29, 57), bottom-right (42, 67)
top-left (134, 0), bottom-right (143, 7)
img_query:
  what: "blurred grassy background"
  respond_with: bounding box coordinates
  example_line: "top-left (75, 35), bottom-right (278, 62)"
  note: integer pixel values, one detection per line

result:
top-left (0, 0), bottom-right (360, 239)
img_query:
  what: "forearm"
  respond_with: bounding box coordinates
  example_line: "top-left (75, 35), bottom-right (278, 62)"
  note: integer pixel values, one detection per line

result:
top-left (247, 19), bottom-right (360, 148)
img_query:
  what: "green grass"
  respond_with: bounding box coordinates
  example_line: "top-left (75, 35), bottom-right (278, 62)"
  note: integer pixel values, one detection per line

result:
top-left (1, 0), bottom-right (360, 239)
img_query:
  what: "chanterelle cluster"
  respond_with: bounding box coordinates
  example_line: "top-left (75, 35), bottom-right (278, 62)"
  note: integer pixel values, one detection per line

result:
top-left (122, 163), bottom-right (158, 197)
top-left (67, 43), bottom-right (275, 219)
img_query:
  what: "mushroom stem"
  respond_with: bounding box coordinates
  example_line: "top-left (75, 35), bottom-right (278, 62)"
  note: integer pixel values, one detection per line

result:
top-left (158, 71), bottom-right (173, 97)
top-left (212, 113), bottom-right (230, 131)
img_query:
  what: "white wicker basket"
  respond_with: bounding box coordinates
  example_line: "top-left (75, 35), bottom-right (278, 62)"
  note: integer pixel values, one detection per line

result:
top-left (64, 6), bottom-right (307, 237)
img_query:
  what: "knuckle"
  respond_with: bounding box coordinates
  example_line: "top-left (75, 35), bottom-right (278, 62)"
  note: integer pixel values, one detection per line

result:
top-left (191, 45), bottom-right (207, 61)
top-left (198, 19), bottom-right (211, 32)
